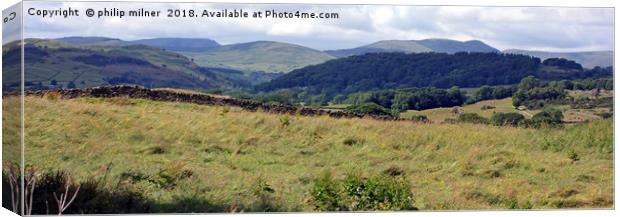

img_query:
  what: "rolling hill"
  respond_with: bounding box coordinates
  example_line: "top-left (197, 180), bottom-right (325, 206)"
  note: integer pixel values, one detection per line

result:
top-left (132, 38), bottom-right (220, 52)
top-left (325, 39), bottom-right (499, 57)
top-left (503, 49), bottom-right (613, 69)
top-left (180, 41), bottom-right (336, 73)
top-left (56, 36), bottom-right (221, 52)
top-left (2, 38), bottom-right (264, 92)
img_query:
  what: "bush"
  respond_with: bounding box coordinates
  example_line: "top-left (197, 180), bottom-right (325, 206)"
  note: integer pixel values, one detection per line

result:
top-left (490, 112), bottom-right (525, 126)
top-left (533, 108), bottom-right (564, 124)
top-left (520, 108), bottom-right (564, 128)
top-left (456, 113), bottom-right (489, 124)
top-left (343, 137), bottom-right (365, 146)
top-left (310, 174), bottom-right (416, 211)
top-left (410, 115), bottom-right (429, 123)
top-left (480, 105), bottom-right (496, 110)
top-left (309, 174), bottom-right (342, 211)
top-left (250, 178), bottom-right (281, 211)
top-left (568, 150), bottom-right (580, 162)
top-left (279, 115), bottom-right (290, 127)
top-left (345, 103), bottom-right (397, 117)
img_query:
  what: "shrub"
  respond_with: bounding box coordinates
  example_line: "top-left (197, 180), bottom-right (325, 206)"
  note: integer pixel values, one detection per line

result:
top-left (533, 108), bottom-right (564, 123)
top-left (490, 112), bottom-right (525, 126)
top-left (310, 174), bottom-right (416, 211)
top-left (279, 115), bottom-right (290, 128)
top-left (568, 150), bottom-right (580, 162)
top-left (343, 137), bottom-right (365, 146)
top-left (345, 103), bottom-right (397, 117)
top-left (15, 169), bottom-right (151, 214)
top-left (520, 108), bottom-right (564, 128)
top-left (456, 113), bottom-right (489, 124)
top-left (250, 178), bottom-right (281, 211)
top-left (410, 115), bottom-right (429, 123)
top-left (310, 174), bottom-right (342, 211)
top-left (480, 105), bottom-right (496, 110)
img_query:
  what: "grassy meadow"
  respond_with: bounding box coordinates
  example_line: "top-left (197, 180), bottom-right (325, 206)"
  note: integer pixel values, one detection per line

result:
top-left (2, 95), bottom-right (614, 212)
top-left (401, 97), bottom-right (612, 124)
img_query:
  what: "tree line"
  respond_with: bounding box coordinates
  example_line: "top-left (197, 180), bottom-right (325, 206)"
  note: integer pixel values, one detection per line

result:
top-left (257, 52), bottom-right (613, 97)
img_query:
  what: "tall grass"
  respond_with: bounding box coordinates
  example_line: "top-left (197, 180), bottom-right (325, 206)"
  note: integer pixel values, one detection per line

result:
top-left (1, 96), bottom-right (612, 212)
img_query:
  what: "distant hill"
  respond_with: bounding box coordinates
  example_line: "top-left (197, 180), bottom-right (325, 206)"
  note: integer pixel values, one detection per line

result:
top-left (180, 41), bottom-right (336, 73)
top-left (2, 39), bottom-right (273, 92)
top-left (56, 36), bottom-right (221, 52)
top-left (132, 38), bottom-right (220, 52)
top-left (325, 39), bottom-right (499, 57)
top-left (53, 36), bottom-right (132, 46)
top-left (257, 52), bottom-right (612, 96)
top-left (503, 49), bottom-right (613, 68)
top-left (55, 36), bottom-right (126, 45)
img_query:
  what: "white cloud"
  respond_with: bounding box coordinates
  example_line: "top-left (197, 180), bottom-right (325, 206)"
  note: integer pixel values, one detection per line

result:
top-left (20, 1), bottom-right (613, 52)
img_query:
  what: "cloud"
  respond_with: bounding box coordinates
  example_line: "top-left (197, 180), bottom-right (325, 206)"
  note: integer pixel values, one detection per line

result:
top-left (20, 1), bottom-right (613, 51)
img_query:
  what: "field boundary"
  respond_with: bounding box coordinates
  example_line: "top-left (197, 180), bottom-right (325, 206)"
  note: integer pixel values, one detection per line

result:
top-left (17, 86), bottom-right (403, 121)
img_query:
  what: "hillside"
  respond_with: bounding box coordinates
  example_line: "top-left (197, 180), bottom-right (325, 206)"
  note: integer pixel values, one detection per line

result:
top-left (3, 92), bottom-right (611, 212)
top-left (132, 38), bottom-right (220, 52)
top-left (2, 39), bottom-right (254, 91)
top-left (257, 52), bottom-right (612, 96)
top-left (503, 49), bottom-right (613, 69)
top-left (181, 41), bottom-right (336, 73)
top-left (56, 36), bottom-right (221, 52)
top-left (325, 39), bottom-right (499, 57)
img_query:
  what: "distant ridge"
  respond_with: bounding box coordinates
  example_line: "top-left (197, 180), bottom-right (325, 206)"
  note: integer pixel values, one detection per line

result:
top-left (325, 38), bottom-right (499, 57)
top-left (56, 36), bottom-right (221, 52)
top-left (503, 49), bottom-right (613, 68)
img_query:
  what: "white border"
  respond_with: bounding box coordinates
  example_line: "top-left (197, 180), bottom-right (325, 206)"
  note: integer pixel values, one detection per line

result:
top-left (0, 0), bottom-right (617, 217)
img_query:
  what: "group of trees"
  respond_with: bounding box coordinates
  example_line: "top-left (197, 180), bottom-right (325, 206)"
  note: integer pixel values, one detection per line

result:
top-left (341, 87), bottom-right (466, 111)
top-left (344, 103), bottom-right (399, 117)
top-left (451, 108), bottom-right (564, 128)
top-left (468, 85), bottom-right (518, 104)
top-left (258, 52), bottom-right (612, 98)
top-left (542, 58), bottom-right (582, 70)
top-left (512, 76), bottom-right (613, 109)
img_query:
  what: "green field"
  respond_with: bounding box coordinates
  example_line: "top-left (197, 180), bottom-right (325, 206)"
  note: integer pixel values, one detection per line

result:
top-left (181, 41), bottom-right (334, 73)
top-left (2, 95), bottom-right (613, 212)
top-left (400, 97), bottom-right (611, 124)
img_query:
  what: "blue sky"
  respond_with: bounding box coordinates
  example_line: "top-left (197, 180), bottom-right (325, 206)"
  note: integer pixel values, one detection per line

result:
top-left (18, 1), bottom-right (614, 52)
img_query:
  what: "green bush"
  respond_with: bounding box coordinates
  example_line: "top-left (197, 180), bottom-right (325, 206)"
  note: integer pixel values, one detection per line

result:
top-left (345, 103), bottom-right (398, 117)
top-left (521, 108), bottom-right (564, 128)
top-left (310, 174), bottom-right (416, 211)
top-left (490, 112), bottom-right (525, 126)
top-left (533, 108), bottom-right (564, 123)
top-left (310, 175), bottom-right (343, 211)
top-left (456, 113), bottom-right (489, 124)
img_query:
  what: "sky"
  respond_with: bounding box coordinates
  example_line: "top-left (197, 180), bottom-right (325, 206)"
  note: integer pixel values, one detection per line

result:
top-left (14, 1), bottom-right (615, 52)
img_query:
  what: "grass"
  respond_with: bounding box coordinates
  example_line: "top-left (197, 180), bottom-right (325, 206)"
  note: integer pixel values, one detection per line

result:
top-left (400, 97), bottom-right (609, 123)
top-left (401, 98), bottom-right (527, 122)
top-left (2, 95), bottom-right (613, 212)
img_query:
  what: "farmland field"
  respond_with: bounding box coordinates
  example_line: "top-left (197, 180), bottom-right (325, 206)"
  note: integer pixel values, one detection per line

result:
top-left (3, 95), bottom-right (613, 212)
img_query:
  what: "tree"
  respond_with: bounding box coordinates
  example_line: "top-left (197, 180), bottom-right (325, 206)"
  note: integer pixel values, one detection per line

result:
top-left (518, 76), bottom-right (540, 90)
top-left (532, 108), bottom-right (564, 124)
top-left (345, 103), bottom-right (397, 117)
top-left (490, 112), bottom-right (525, 126)
top-left (67, 81), bottom-right (76, 89)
